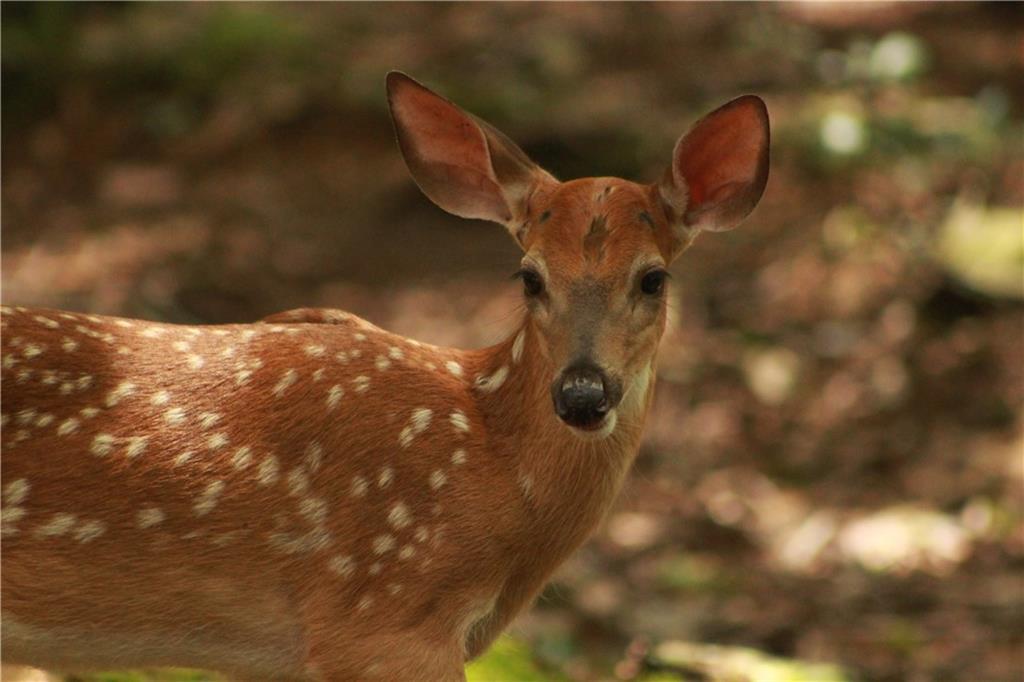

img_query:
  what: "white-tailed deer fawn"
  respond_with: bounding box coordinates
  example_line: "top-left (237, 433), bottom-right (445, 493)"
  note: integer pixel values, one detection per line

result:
top-left (1, 72), bottom-right (768, 681)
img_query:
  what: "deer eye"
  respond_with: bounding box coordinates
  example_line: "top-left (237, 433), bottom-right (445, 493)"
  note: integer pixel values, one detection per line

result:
top-left (640, 269), bottom-right (668, 296)
top-left (516, 268), bottom-right (544, 297)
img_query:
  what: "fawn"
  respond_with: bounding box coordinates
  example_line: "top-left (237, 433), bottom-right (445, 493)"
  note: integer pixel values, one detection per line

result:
top-left (0, 72), bottom-right (769, 681)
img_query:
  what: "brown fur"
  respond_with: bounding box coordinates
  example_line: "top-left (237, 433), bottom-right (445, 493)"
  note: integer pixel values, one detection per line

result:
top-left (1, 73), bottom-right (768, 681)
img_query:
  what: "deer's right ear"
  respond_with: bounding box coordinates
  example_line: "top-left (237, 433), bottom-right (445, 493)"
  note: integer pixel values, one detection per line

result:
top-left (387, 72), bottom-right (553, 231)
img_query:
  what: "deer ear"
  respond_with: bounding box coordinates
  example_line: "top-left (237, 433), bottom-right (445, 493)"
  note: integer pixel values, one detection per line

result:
top-left (660, 95), bottom-right (769, 236)
top-left (386, 72), bottom-right (553, 229)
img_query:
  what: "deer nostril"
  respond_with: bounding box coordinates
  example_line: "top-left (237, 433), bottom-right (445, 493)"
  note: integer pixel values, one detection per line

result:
top-left (562, 373), bottom-right (603, 395)
top-left (553, 365), bottom-right (609, 429)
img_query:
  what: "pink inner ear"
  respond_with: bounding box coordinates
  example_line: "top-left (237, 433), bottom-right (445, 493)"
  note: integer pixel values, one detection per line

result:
top-left (389, 75), bottom-right (513, 222)
top-left (393, 83), bottom-right (494, 179)
top-left (673, 97), bottom-right (768, 225)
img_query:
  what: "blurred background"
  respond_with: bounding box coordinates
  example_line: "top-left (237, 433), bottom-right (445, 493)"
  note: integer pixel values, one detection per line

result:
top-left (2, 3), bottom-right (1022, 681)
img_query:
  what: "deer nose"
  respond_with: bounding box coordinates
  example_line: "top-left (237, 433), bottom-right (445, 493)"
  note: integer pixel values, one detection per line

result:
top-left (552, 364), bottom-right (612, 430)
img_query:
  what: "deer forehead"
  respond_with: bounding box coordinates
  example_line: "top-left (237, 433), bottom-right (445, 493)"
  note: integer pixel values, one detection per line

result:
top-left (523, 178), bottom-right (672, 281)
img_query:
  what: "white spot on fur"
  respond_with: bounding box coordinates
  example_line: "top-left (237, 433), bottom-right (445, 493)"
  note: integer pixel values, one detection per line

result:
top-left (273, 369), bottom-right (298, 397)
top-left (519, 474), bottom-right (534, 499)
top-left (388, 346), bottom-right (404, 360)
top-left (312, 368), bottom-right (325, 382)
top-left (194, 480), bottom-right (225, 516)
top-left (140, 327), bottom-right (166, 339)
top-left (1, 506), bottom-right (27, 535)
top-left (357, 595), bottom-right (374, 611)
top-left (74, 520), bottom-right (106, 543)
top-left (106, 381), bottom-right (136, 407)
top-left (451, 449), bottom-right (467, 465)
top-left (79, 407), bottom-right (98, 419)
top-left (305, 345), bottom-right (326, 357)
top-left (165, 407), bottom-right (186, 425)
top-left (187, 354), bottom-right (205, 370)
top-left (16, 409), bottom-right (36, 425)
top-left (399, 407), bottom-right (433, 448)
top-left (172, 340), bottom-right (191, 353)
top-left (300, 497), bottom-right (328, 525)
top-left (61, 337), bottom-right (79, 352)
top-left (4, 479), bottom-right (29, 506)
top-left (174, 450), bottom-right (195, 467)
top-left (388, 502), bottom-right (412, 529)
top-left (198, 412), bottom-right (221, 429)
top-left (445, 360), bottom-right (463, 377)
top-left (375, 355), bottom-right (391, 371)
top-left (207, 432), bottom-right (229, 450)
top-left (33, 315), bottom-right (59, 329)
top-left (151, 391), bottom-right (171, 406)
top-left (327, 384), bottom-right (343, 410)
top-left (353, 332), bottom-right (367, 342)
top-left (287, 468), bottom-right (310, 497)
top-left (305, 442), bottom-right (324, 472)
top-left (350, 475), bottom-right (369, 497)
top-left (474, 366), bottom-right (509, 393)
top-left (429, 470), bottom-right (447, 490)
top-left (125, 436), bottom-right (148, 458)
top-left (36, 513), bottom-right (76, 537)
top-left (387, 583), bottom-right (403, 595)
top-left (37, 412), bottom-right (56, 426)
top-left (90, 433), bottom-right (115, 457)
top-left (378, 467), bottom-right (393, 489)
top-left (353, 375), bottom-right (370, 392)
top-left (329, 555), bottom-right (355, 578)
top-left (137, 507), bottom-right (165, 528)
top-left (449, 410), bottom-right (470, 434)
top-left (398, 545), bottom-right (416, 561)
top-left (372, 534), bottom-right (396, 554)
top-left (232, 446), bottom-right (253, 469)
top-left (57, 418), bottom-right (79, 436)
top-left (76, 375), bottom-right (93, 391)
top-left (257, 456), bottom-right (280, 485)
top-left (22, 344), bottom-right (43, 358)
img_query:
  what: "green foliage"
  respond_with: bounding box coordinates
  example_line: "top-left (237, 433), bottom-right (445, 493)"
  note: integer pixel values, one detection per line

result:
top-left (467, 636), bottom-right (566, 682)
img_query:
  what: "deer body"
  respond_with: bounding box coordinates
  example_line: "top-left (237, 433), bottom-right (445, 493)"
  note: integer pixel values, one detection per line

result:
top-left (2, 74), bottom-right (768, 680)
top-left (1, 306), bottom-right (649, 679)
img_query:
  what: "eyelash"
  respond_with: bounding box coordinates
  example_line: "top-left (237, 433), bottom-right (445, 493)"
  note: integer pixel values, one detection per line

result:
top-left (514, 269), bottom-right (544, 297)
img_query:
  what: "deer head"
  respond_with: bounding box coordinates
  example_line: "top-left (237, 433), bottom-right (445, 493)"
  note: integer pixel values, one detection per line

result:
top-left (387, 72), bottom-right (769, 439)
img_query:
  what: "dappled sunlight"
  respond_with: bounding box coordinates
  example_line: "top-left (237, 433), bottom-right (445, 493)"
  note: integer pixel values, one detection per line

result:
top-left (2, 3), bottom-right (1021, 681)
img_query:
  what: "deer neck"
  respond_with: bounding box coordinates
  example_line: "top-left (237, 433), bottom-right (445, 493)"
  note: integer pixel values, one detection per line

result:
top-left (468, 318), bottom-right (656, 544)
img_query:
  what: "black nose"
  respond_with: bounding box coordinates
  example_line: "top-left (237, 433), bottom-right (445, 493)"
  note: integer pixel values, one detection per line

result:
top-left (552, 364), bottom-right (610, 429)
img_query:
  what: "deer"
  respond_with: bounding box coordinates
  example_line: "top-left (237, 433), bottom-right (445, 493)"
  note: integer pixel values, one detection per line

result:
top-left (0, 72), bottom-right (769, 681)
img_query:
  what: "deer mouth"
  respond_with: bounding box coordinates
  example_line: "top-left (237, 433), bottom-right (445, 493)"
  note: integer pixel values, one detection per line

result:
top-left (565, 408), bottom-right (619, 440)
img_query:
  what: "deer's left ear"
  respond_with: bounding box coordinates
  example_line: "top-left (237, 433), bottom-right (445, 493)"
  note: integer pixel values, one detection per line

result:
top-left (659, 95), bottom-right (769, 241)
